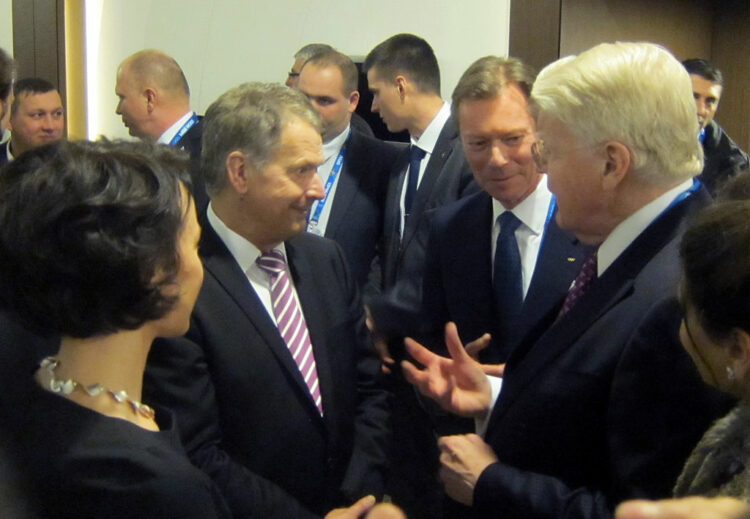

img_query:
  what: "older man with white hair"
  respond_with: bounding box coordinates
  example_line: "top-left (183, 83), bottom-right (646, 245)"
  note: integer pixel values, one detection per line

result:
top-left (401, 42), bottom-right (731, 518)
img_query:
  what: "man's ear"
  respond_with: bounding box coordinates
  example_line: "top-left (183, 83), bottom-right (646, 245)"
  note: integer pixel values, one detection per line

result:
top-left (225, 150), bottom-right (251, 195)
top-left (348, 90), bottom-right (360, 113)
top-left (601, 141), bottom-right (631, 192)
top-left (395, 75), bottom-right (408, 101)
top-left (144, 88), bottom-right (157, 113)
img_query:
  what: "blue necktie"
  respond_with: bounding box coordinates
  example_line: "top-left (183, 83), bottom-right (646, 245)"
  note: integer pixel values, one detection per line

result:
top-left (404, 145), bottom-right (426, 217)
top-left (493, 212), bottom-right (523, 347)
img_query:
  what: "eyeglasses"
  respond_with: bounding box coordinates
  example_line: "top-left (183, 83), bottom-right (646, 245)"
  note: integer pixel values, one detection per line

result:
top-left (287, 70), bottom-right (300, 79)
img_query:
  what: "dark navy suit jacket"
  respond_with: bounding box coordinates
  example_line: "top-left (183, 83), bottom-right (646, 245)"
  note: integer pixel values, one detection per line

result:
top-left (420, 189), bottom-right (586, 364)
top-left (469, 188), bottom-right (732, 519)
top-left (320, 130), bottom-right (402, 290)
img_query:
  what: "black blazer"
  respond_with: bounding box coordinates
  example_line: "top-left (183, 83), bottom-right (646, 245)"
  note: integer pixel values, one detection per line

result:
top-left (420, 190), bottom-right (586, 363)
top-left (470, 188), bottom-right (732, 518)
top-left (321, 130), bottom-right (402, 290)
top-left (175, 116), bottom-right (207, 211)
top-left (372, 115), bottom-right (476, 311)
top-left (144, 217), bottom-right (391, 518)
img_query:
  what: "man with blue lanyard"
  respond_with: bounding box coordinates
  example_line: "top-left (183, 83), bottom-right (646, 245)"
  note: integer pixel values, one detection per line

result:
top-left (115, 49), bottom-right (206, 208)
top-left (417, 56), bottom-right (586, 366)
top-left (296, 49), bottom-right (402, 291)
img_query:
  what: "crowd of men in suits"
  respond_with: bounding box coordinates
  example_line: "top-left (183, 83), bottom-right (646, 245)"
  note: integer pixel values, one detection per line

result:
top-left (1, 33), bottom-right (748, 519)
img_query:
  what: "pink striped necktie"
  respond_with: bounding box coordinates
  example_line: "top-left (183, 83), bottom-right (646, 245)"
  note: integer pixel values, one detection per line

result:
top-left (256, 250), bottom-right (323, 415)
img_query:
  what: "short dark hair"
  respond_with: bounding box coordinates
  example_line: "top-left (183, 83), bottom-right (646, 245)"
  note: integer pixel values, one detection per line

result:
top-left (0, 140), bottom-right (192, 338)
top-left (364, 33), bottom-right (440, 95)
top-left (0, 47), bottom-right (13, 102)
top-left (680, 172), bottom-right (750, 340)
top-left (302, 49), bottom-right (359, 95)
top-left (682, 58), bottom-right (723, 86)
top-left (11, 77), bottom-right (58, 116)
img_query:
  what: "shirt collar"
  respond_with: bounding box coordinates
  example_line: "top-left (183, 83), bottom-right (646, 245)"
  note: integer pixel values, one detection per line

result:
top-left (158, 111), bottom-right (195, 145)
top-left (411, 102), bottom-right (451, 154)
top-left (492, 175), bottom-right (552, 236)
top-left (206, 202), bottom-right (287, 273)
top-left (322, 124), bottom-right (350, 161)
top-left (598, 178), bottom-right (694, 276)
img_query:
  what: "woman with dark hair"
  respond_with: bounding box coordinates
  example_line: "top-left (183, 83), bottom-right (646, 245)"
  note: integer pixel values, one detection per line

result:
top-left (0, 140), bottom-right (230, 518)
top-left (674, 194), bottom-right (750, 500)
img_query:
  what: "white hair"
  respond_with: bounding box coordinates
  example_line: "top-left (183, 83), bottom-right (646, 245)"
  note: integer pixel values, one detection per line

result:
top-left (531, 42), bottom-right (703, 184)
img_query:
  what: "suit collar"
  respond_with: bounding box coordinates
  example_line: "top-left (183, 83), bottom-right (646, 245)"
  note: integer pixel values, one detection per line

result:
top-left (198, 214), bottom-right (329, 420)
top-left (492, 189), bottom-right (710, 425)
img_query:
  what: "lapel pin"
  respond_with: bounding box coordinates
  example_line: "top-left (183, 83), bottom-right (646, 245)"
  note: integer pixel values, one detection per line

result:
top-left (567, 257), bottom-right (576, 262)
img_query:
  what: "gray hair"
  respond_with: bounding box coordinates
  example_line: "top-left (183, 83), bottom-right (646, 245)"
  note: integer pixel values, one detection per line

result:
top-left (294, 43), bottom-right (334, 62)
top-left (531, 42), bottom-right (703, 184)
top-left (201, 82), bottom-right (322, 196)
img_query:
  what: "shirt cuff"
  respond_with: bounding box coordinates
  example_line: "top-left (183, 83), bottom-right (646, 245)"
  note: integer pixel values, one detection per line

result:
top-left (475, 374), bottom-right (503, 437)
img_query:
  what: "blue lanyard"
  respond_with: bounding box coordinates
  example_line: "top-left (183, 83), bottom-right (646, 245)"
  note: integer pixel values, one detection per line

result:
top-left (308, 131), bottom-right (351, 228)
top-left (664, 178), bottom-right (702, 213)
top-left (537, 194), bottom-right (557, 251)
top-left (169, 113), bottom-right (199, 146)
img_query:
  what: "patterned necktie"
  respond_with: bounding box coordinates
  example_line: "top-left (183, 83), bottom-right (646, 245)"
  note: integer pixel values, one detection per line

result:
top-left (404, 145), bottom-right (426, 217)
top-left (493, 212), bottom-right (523, 347)
top-left (556, 250), bottom-right (598, 321)
top-left (256, 250), bottom-right (323, 415)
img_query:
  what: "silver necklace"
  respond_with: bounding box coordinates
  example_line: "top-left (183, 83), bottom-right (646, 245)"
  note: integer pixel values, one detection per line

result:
top-left (39, 357), bottom-right (156, 420)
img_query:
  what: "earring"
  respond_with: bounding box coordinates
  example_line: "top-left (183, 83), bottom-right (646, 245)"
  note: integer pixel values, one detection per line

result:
top-left (726, 365), bottom-right (735, 381)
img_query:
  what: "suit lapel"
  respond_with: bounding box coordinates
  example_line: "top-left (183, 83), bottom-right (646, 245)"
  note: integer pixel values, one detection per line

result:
top-left (400, 118), bottom-right (458, 251)
top-left (491, 190), bottom-right (709, 426)
top-left (285, 238), bottom-right (335, 421)
top-left (199, 216), bottom-right (325, 419)
top-left (325, 133), bottom-right (360, 239)
top-left (518, 217), bottom-right (585, 340)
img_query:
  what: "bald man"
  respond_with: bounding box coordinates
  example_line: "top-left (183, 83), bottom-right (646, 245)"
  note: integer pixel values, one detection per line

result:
top-left (115, 49), bottom-right (207, 208)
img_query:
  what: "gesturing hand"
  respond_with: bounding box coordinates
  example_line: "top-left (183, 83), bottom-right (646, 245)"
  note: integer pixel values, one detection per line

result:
top-left (438, 433), bottom-right (499, 506)
top-left (401, 322), bottom-right (492, 419)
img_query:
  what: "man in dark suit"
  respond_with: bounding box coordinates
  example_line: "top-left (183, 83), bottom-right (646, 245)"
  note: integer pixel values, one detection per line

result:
top-left (363, 33), bottom-right (476, 313)
top-left (402, 42), bottom-right (731, 518)
top-left (296, 49), bottom-right (402, 290)
top-left (420, 56), bottom-right (585, 365)
top-left (682, 58), bottom-right (749, 195)
top-left (144, 83), bottom-right (392, 519)
top-left (1, 78), bottom-right (64, 167)
top-left (115, 49), bottom-right (207, 208)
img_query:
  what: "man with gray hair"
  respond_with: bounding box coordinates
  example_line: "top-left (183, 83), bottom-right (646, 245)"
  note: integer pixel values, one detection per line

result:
top-left (401, 42), bottom-right (729, 518)
top-left (116, 49), bottom-right (206, 206)
top-left (144, 82), bottom-right (392, 519)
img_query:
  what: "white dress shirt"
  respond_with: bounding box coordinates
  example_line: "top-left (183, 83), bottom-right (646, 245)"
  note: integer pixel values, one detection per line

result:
top-left (491, 175), bottom-right (553, 300)
top-left (206, 203), bottom-right (305, 325)
top-left (307, 125), bottom-right (350, 236)
top-left (157, 111), bottom-right (195, 145)
top-left (399, 102), bottom-right (452, 236)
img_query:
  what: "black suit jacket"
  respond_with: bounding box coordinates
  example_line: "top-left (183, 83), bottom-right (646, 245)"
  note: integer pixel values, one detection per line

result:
top-left (420, 190), bottom-right (586, 363)
top-left (470, 188), bottom-right (732, 518)
top-left (369, 115), bottom-right (476, 316)
top-left (321, 131), bottom-right (402, 290)
top-left (700, 120), bottom-right (750, 195)
top-left (174, 115), bottom-right (207, 211)
top-left (144, 218), bottom-right (391, 518)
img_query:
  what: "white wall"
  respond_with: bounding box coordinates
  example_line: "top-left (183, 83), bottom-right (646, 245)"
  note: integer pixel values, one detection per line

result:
top-left (86, 0), bottom-right (510, 139)
top-left (0, 0), bottom-right (12, 55)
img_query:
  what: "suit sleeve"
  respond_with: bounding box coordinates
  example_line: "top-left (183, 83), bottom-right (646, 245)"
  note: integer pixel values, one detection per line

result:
top-left (331, 241), bottom-right (393, 502)
top-left (145, 325), bottom-right (322, 519)
top-left (472, 297), bottom-right (732, 519)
